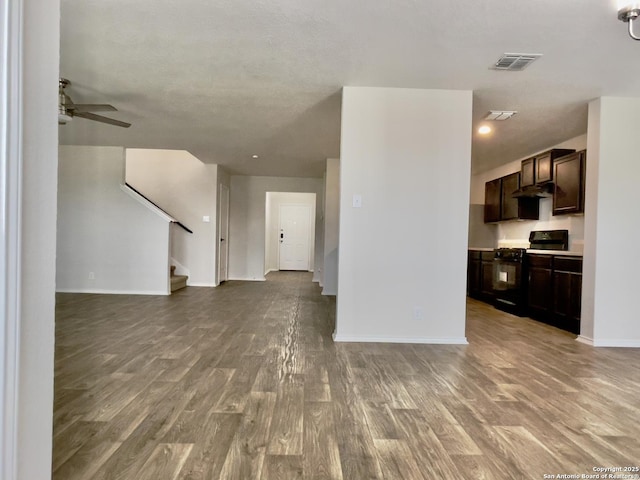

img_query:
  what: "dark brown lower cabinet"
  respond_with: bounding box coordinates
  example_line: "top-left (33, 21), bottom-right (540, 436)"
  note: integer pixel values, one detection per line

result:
top-left (467, 251), bottom-right (481, 297)
top-left (480, 252), bottom-right (495, 300)
top-left (527, 255), bottom-right (553, 319)
top-left (467, 250), bottom-right (495, 302)
top-left (526, 254), bottom-right (582, 334)
top-left (552, 257), bottom-right (582, 334)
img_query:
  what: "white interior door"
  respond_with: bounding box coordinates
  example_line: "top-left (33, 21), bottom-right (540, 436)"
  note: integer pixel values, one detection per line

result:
top-left (218, 183), bottom-right (229, 282)
top-left (279, 204), bottom-right (311, 271)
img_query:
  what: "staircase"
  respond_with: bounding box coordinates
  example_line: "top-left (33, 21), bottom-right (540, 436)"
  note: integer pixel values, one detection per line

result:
top-left (170, 265), bottom-right (188, 293)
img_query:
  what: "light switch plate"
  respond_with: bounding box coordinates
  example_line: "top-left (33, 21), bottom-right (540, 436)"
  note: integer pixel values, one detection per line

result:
top-left (352, 194), bottom-right (362, 208)
top-left (202, 216), bottom-right (210, 222)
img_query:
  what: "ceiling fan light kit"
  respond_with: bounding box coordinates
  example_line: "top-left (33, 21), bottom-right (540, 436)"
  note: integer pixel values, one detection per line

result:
top-left (618, 3), bottom-right (640, 40)
top-left (58, 78), bottom-right (131, 128)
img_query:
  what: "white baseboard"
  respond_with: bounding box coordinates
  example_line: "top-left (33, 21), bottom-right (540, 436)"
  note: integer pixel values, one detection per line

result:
top-left (56, 288), bottom-right (170, 296)
top-left (577, 335), bottom-right (640, 348)
top-left (576, 335), bottom-right (594, 346)
top-left (186, 282), bottom-right (216, 287)
top-left (322, 288), bottom-right (336, 296)
top-left (332, 333), bottom-right (468, 345)
top-left (594, 338), bottom-right (640, 348)
top-left (264, 268), bottom-right (277, 275)
top-left (227, 277), bottom-right (266, 282)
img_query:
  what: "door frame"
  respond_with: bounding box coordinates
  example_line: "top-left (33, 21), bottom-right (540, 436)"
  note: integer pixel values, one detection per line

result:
top-left (217, 183), bottom-right (230, 284)
top-left (277, 203), bottom-right (313, 271)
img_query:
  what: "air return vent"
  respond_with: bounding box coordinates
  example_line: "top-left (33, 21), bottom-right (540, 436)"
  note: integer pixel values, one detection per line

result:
top-left (492, 53), bottom-right (542, 71)
top-left (484, 111), bottom-right (517, 121)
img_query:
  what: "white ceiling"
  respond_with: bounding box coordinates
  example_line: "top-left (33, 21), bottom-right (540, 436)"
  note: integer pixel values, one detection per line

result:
top-left (59, 0), bottom-right (639, 177)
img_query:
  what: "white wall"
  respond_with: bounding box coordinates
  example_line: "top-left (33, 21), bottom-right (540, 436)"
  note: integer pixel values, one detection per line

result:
top-left (335, 86), bottom-right (472, 344)
top-left (582, 97), bottom-right (640, 347)
top-left (229, 176), bottom-right (324, 281)
top-left (468, 134), bottom-right (588, 251)
top-left (7, 0), bottom-right (59, 477)
top-left (265, 192), bottom-right (317, 274)
top-left (57, 146), bottom-right (171, 295)
top-left (126, 149), bottom-right (218, 286)
top-left (323, 158), bottom-right (340, 295)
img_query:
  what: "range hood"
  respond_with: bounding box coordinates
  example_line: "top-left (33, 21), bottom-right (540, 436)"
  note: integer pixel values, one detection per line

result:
top-left (511, 183), bottom-right (553, 198)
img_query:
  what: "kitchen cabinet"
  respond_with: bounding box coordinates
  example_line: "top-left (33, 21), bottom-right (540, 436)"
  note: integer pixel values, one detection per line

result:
top-left (526, 254), bottom-right (553, 319)
top-left (521, 157), bottom-right (535, 187)
top-left (520, 149), bottom-right (576, 187)
top-left (526, 253), bottom-right (583, 334)
top-left (484, 173), bottom-right (539, 223)
top-left (467, 250), bottom-right (495, 301)
top-left (553, 150), bottom-right (586, 215)
top-left (467, 251), bottom-right (481, 298)
top-left (480, 251), bottom-right (495, 300)
top-left (552, 257), bottom-right (582, 334)
top-left (501, 173), bottom-right (520, 220)
top-left (484, 178), bottom-right (501, 223)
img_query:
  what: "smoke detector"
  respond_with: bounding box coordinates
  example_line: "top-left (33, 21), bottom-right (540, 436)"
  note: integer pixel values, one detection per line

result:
top-left (491, 53), bottom-right (542, 71)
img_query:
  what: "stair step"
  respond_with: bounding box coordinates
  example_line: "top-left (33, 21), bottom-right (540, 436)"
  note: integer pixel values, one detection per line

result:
top-left (171, 275), bottom-right (188, 292)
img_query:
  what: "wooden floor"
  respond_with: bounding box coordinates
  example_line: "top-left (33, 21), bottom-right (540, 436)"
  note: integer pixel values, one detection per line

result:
top-left (53, 272), bottom-right (640, 479)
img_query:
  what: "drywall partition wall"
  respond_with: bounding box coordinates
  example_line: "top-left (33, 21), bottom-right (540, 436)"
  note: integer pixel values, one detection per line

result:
top-left (126, 149), bottom-right (218, 286)
top-left (57, 146), bottom-right (171, 294)
top-left (335, 87), bottom-right (472, 343)
top-left (468, 134), bottom-right (588, 250)
top-left (10, 0), bottom-right (59, 477)
top-left (264, 192), bottom-right (317, 274)
top-left (229, 176), bottom-right (323, 281)
top-left (582, 97), bottom-right (640, 347)
top-left (323, 158), bottom-right (340, 295)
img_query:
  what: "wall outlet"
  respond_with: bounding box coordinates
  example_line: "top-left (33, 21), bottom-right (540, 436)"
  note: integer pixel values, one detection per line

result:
top-left (88, 272), bottom-right (95, 280)
top-left (413, 306), bottom-right (424, 321)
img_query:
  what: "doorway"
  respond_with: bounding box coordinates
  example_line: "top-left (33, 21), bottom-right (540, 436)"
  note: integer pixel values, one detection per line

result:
top-left (278, 204), bottom-right (312, 270)
top-left (264, 192), bottom-right (316, 275)
top-left (218, 183), bottom-right (230, 283)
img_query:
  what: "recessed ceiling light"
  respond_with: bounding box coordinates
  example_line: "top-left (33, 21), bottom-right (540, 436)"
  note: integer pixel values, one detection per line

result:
top-left (252, 154), bottom-right (259, 159)
top-left (478, 125), bottom-right (492, 135)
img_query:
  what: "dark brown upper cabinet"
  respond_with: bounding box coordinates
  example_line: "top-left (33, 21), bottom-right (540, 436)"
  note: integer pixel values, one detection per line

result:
top-left (520, 149), bottom-right (576, 187)
top-left (501, 172), bottom-right (520, 220)
top-left (521, 157), bottom-right (535, 187)
top-left (484, 173), bottom-right (539, 223)
top-left (484, 178), bottom-right (501, 223)
top-left (553, 150), bottom-right (586, 215)
top-left (535, 151), bottom-right (554, 184)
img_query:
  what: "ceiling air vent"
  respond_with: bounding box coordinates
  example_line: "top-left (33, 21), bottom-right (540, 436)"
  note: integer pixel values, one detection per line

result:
top-left (484, 111), bottom-right (517, 121)
top-left (492, 53), bottom-right (542, 71)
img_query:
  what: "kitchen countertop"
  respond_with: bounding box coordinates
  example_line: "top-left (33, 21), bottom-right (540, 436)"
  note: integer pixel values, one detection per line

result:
top-left (469, 247), bottom-right (583, 257)
top-left (526, 249), bottom-right (583, 257)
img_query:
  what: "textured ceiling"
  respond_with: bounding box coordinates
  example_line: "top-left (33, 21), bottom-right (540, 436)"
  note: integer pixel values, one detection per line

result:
top-left (59, 0), bottom-right (639, 177)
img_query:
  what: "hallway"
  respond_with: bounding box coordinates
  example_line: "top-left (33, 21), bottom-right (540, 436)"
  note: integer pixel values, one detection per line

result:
top-left (53, 272), bottom-right (640, 479)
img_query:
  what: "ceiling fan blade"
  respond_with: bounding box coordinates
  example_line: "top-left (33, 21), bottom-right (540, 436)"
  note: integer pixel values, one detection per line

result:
top-left (74, 111), bottom-right (131, 128)
top-left (68, 103), bottom-right (117, 113)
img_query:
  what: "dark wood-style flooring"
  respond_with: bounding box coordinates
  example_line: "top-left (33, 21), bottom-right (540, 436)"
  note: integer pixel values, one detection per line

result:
top-left (53, 272), bottom-right (640, 479)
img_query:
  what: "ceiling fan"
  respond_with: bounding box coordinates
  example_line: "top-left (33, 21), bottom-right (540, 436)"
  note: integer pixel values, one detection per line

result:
top-left (58, 78), bottom-right (131, 128)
